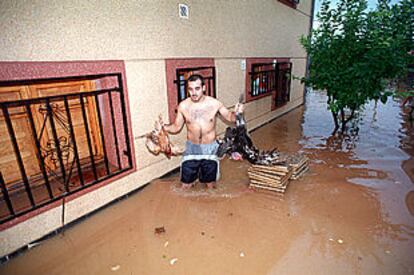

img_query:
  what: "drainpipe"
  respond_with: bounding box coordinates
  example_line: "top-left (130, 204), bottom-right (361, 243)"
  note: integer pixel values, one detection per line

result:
top-left (303, 0), bottom-right (316, 102)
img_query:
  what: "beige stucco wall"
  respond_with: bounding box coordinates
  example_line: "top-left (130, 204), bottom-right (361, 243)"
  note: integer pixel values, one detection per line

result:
top-left (0, 0), bottom-right (312, 258)
top-left (0, 206), bottom-right (62, 258)
top-left (0, 0), bottom-right (311, 61)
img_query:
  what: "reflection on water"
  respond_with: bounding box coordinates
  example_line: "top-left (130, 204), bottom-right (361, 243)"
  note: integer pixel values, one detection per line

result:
top-left (302, 91), bottom-right (413, 215)
top-left (250, 90), bottom-right (414, 274)
top-left (1, 90), bottom-right (414, 275)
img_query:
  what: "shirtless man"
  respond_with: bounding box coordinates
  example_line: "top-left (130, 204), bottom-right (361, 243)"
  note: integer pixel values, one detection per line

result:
top-left (163, 74), bottom-right (244, 189)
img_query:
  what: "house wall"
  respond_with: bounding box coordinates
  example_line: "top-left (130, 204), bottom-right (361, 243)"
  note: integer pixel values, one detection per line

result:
top-left (0, 0), bottom-right (313, 257)
top-left (0, 0), bottom-right (311, 60)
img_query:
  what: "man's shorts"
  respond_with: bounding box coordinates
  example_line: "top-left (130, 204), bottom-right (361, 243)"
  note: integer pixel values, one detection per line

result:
top-left (180, 141), bottom-right (220, 184)
top-left (181, 159), bottom-right (218, 183)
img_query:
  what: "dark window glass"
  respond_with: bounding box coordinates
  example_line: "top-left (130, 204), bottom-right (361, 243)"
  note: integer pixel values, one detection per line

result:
top-left (250, 63), bottom-right (277, 98)
top-left (275, 62), bottom-right (292, 107)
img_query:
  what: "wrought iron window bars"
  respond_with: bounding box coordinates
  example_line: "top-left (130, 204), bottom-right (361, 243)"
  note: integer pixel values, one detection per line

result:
top-left (0, 73), bottom-right (133, 224)
top-left (249, 63), bottom-right (277, 97)
top-left (248, 61), bottom-right (292, 106)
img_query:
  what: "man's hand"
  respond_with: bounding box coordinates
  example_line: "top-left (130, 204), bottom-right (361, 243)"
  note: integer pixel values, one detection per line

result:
top-left (163, 105), bottom-right (185, 134)
top-left (235, 102), bottom-right (244, 114)
top-left (158, 114), bottom-right (166, 127)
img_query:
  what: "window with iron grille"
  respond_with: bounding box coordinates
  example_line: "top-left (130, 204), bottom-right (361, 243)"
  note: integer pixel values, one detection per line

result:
top-left (0, 73), bottom-right (133, 224)
top-left (249, 63), bottom-right (277, 98)
top-left (274, 62), bottom-right (292, 107)
top-left (174, 66), bottom-right (216, 104)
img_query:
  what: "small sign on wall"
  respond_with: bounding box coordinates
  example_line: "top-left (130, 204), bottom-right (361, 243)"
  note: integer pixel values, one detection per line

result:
top-left (240, 59), bottom-right (246, 71)
top-left (179, 4), bottom-right (189, 19)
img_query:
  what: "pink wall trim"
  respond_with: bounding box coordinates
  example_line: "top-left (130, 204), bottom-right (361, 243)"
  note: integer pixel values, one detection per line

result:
top-left (165, 58), bottom-right (215, 123)
top-left (0, 168), bottom-right (136, 231)
top-left (0, 60), bottom-right (137, 230)
top-left (0, 61), bottom-right (125, 82)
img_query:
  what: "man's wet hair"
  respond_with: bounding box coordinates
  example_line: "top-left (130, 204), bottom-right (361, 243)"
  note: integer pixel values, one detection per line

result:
top-left (187, 74), bottom-right (205, 85)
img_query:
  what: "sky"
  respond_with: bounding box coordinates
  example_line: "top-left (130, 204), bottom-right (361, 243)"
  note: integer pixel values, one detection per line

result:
top-left (313, 0), bottom-right (403, 29)
top-left (314, 0), bottom-right (402, 12)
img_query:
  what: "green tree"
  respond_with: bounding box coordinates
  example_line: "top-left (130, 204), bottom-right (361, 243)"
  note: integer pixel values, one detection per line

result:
top-left (301, 0), bottom-right (413, 132)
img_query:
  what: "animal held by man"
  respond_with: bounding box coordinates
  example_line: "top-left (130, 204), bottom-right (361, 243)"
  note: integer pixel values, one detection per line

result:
top-left (216, 112), bottom-right (282, 165)
top-left (145, 115), bottom-right (183, 158)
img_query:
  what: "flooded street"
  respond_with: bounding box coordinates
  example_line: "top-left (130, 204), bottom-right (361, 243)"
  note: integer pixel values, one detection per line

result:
top-left (1, 91), bottom-right (414, 275)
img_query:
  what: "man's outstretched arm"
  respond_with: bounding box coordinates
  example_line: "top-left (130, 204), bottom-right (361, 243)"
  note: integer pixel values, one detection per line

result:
top-left (163, 105), bottom-right (185, 134)
top-left (218, 102), bottom-right (244, 123)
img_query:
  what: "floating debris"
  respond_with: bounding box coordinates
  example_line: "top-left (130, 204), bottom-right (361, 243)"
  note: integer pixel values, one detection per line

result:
top-left (170, 258), bottom-right (178, 265)
top-left (154, 226), bottom-right (166, 235)
top-left (337, 239), bottom-right (344, 244)
top-left (27, 242), bottom-right (40, 249)
top-left (248, 163), bottom-right (292, 193)
top-left (248, 153), bottom-right (309, 193)
top-left (111, 265), bottom-right (120, 271)
top-left (164, 241), bottom-right (169, 247)
top-left (288, 153), bottom-right (310, 180)
top-left (218, 111), bottom-right (308, 193)
top-left (240, 252), bottom-right (245, 257)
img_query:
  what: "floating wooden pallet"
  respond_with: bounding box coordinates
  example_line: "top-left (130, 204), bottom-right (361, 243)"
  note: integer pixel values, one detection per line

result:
top-left (247, 170), bottom-right (291, 185)
top-left (251, 164), bottom-right (290, 173)
top-left (291, 166), bottom-right (309, 180)
top-left (248, 163), bottom-right (292, 193)
top-left (248, 153), bottom-right (309, 193)
top-left (248, 169), bottom-right (288, 179)
top-left (288, 154), bottom-right (309, 180)
top-left (249, 180), bottom-right (288, 193)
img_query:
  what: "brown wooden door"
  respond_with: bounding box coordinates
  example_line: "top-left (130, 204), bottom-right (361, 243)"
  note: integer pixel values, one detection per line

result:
top-left (0, 86), bottom-right (41, 185)
top-left (0, 81), bottom-right (102, 187)
top-left (29, 81), bottom-right (102, 173)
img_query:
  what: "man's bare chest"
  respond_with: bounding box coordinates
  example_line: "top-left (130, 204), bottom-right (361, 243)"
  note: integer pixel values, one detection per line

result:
top-left (185, 106), bottom-right (217, 124)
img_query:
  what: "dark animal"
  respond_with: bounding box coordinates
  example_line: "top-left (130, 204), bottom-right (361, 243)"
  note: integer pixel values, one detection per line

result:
top-left (217, 113), bottom-right (282, 166)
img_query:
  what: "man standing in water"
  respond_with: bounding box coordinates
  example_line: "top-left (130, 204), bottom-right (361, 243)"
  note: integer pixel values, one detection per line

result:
top-left (163, 74), bottom-right (244, 189)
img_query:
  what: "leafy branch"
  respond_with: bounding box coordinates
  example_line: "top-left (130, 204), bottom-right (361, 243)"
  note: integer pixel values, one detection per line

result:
top-left (301, 0), bottom-right (414, 133)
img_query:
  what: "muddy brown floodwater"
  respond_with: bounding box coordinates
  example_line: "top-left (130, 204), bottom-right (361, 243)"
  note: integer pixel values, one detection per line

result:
top-left (1, 91), bottom-right (414, 275)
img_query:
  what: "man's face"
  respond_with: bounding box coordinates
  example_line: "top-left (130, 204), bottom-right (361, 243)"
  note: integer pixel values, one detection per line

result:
top-left (188, 79), bottom-right (205, 102)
